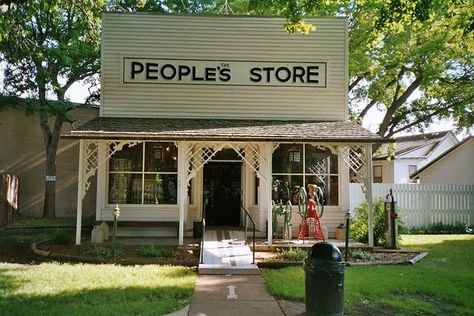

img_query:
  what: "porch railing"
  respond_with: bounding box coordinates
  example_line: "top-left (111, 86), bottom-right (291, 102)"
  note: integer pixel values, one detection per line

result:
top-left (199, 197), bottom-right (208, 264)
top-left (241, 204), bottom-right (256, 264)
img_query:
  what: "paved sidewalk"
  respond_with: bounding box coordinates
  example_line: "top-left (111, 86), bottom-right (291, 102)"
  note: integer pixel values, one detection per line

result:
top-left (187, 273), bottom-right (284, 316)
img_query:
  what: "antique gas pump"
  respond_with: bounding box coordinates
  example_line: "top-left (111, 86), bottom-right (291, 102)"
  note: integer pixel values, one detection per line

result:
top-left (271, 180), bottom-right (292, 239)
top-left (297, 184), bottom-right (325, 241)
top-left (384, 189), bottom-right (398, 249)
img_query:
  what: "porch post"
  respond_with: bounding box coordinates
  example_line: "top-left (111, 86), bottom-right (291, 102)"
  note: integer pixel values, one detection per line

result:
top-left (75, 139), bottom-right (85, 245)
top-left (365, 144), bottom-right (374, 247)
top-left (177, 141), bottom-right (189, 245)
top-left (260, 143), bottom-right (273, 245)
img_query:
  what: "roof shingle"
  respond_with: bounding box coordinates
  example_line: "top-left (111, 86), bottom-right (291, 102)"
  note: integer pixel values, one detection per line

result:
top-left (63, 117), bottom-right (383, 143)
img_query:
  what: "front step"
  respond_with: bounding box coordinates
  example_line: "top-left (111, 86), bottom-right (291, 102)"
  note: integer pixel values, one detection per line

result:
top-left (199, 229), bottom-right (259, 275)
top-left (198, 266), bottom-right (260, 275)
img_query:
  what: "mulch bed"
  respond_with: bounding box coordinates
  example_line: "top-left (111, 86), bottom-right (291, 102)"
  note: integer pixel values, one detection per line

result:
top-left (256, 251), bottom-right (422, 268)
top-left (34, 241), bottom-right (423, 267)
top-left (39, 243), bottom-right (200, 266)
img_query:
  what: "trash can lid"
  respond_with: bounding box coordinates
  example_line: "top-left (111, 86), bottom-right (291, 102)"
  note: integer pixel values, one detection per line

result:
top-left (308, 242), bottom-right (342, 262)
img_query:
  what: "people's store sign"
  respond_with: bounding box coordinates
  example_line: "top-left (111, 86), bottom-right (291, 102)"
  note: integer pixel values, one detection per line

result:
top-left (123, 58), bottom-right (326, 87)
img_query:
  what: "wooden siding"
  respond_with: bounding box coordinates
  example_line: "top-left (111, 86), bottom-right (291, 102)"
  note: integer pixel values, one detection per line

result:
top-left (418, 138), bottom-right (474, 184)
top-left (101, 14), bottom-right (348, 120)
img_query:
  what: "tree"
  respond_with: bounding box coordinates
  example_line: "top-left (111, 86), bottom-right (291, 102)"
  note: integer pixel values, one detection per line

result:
top-left (249, 0), bottom-right (474, 139)
top-left (0, 0), bottom-right (103, 217)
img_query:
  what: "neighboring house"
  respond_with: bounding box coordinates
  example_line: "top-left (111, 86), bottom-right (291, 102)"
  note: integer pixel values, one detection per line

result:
top-left (411, 136), bottom-right (474, 184)
top-left (373, 131), bottom-right (459, 183)
top-left (0, 107), bottom-right (98, 217)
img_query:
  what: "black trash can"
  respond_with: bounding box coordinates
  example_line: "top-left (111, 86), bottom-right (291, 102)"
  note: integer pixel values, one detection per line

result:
top-left (304, 242), bottom-right (345, 315)
top-left (193, 221), bottom-right (203, 239)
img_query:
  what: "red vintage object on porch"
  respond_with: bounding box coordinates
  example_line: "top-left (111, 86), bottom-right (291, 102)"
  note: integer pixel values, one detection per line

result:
top-left (297, 184), bottom-right (325, 241)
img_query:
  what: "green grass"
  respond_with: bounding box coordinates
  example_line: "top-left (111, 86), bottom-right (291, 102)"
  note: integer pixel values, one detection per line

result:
top-left (0, 263), bottom-right (197, 316)
top-left (262, 235), bottom-right (474, 315)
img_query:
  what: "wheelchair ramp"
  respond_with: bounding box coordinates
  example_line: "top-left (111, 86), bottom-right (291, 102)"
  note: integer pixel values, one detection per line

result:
top-left (199, 229), bottom-right (259, 275)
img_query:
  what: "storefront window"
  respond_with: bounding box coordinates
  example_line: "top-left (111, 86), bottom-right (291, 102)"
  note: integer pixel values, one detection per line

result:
top-left (272, 144), bottom-right (339, 206)
top-left (272, 144), bottom-right (303, 173)
top-left (108, 142), bottom-right (178, 205)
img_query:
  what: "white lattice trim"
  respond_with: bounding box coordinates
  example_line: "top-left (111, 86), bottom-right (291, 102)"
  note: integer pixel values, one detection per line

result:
top-left (81, 140), bottom-right (141, 198)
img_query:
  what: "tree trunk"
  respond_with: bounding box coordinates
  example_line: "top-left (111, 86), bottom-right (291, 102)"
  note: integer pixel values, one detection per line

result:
top-left (40, 113), bottom-right (64, 218)
top-left (43, 144), bottom-right (57, 218)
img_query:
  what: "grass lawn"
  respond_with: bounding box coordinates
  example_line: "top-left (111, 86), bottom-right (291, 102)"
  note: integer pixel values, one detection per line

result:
top-left (0, 263), bottom-right (196, 316)
top-left (262, 235), bottom-right (474, 315)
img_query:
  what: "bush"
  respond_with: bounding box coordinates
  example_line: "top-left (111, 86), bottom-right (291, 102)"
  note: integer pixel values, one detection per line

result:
top-left (350, 199), bottom-right (386, 246)
top-left (402, 222), bottom-right (473, 235)
top-left (349, 249), bottom-right (375, 261)
top-left (138, 245), bottom-right (175, 258)
top-left (350, 199), bottom-right (405, 246)
top-left (86, 246), bottom-right (122, 258)
top-left (51, 229), bottom-right (74, 245)
top-left (275, 248), bottom-right (308, 261)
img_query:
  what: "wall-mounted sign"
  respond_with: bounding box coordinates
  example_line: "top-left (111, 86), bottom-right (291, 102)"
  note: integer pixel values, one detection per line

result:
top-left (123, 58), bottom-right (326, 88)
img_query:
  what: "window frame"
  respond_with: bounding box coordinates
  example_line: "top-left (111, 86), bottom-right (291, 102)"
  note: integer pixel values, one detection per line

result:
top-left (272, 143), bottom-right (339, 206)
top-left (107, 141), bottom-right (179, 206)
top-left (373, 165), bottom-right (383, 183)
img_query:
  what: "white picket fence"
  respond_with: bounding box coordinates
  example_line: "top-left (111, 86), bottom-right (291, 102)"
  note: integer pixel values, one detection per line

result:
top-left (349, 183), bottom-right (474, 228)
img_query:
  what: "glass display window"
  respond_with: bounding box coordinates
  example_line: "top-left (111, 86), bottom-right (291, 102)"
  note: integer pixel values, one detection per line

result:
top-left (108, 142), bottom-right (178, 205)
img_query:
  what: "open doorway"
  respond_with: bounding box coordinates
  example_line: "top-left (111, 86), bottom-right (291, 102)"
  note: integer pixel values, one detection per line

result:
top-left (203, 162), bottom-right (241, 227)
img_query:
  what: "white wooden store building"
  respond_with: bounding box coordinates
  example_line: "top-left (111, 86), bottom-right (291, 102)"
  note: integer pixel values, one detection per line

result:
top-left (65, 13), bottom-right (383, 246)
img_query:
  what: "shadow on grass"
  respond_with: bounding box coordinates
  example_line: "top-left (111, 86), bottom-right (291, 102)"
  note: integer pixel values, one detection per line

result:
top-left (0, 265), bottom-right (27, 293)
top-left (0, 285), bottom-right (193, 316)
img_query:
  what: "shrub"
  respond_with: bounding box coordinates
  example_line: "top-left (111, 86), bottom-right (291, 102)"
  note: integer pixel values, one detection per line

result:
top-left (86, 246), bottom-right (121, 258)
top-left (349, 249), bottom-right (375, 261)
top-left (349, 199), bottom-right (406, 246)
top-left (350, 199), bottom-right (386, 246)
top-left (138, 245), bottom-right (175, 258)
top-left (402, 222), bottom-right (473, 235)
top-left (275, 248), bottom-right (308, 261)
top-left (51, 229), bottom-right (74, 245)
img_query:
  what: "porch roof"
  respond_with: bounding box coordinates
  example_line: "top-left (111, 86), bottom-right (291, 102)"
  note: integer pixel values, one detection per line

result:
top-left (63, 117), bottom-right (384, 143)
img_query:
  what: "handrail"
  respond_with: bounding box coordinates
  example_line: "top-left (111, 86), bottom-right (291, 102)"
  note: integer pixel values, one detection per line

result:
top-left (241, 204), bottom-right (256, 264)
top-left (199, 198), bottom-right (208, 264)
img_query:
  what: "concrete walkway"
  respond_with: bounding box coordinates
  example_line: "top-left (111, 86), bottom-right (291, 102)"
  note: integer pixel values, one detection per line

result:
top-left (181, 229), bottom-right (283, 315)
top-left (188, 274), bottom-right (284, 316)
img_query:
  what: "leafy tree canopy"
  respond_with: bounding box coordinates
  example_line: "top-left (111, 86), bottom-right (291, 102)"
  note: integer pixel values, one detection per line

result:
top-left (250, 0), bottom-right (474, 137)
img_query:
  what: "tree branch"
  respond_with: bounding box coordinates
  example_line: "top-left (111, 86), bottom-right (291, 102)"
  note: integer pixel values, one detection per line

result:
top-left (377, 75), bottom-right (423, 137)
top-left (349, 75), bottom-right (365, 92)
top-left (358, 99), bottom-right (377, 120)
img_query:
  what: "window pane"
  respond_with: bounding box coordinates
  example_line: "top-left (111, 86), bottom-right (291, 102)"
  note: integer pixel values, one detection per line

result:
top-left (109, 143), bottom-right (143, 172)
top-left (373, 166), bottom-right (383, 183)
top-left (145, 142), bottom-right (178, 172)
top-left (272, 175), bottom-right (303, 203)
top-left (272, 144), bottom-right (303, 173)
top-left (143, 174), bottom-right (177, 204)
top-left (108, 173), bottom-right (142, 204)
top-left (305, 175), bottom-right (338, 206)
top-left (305, 145), bottom-right (338, 174)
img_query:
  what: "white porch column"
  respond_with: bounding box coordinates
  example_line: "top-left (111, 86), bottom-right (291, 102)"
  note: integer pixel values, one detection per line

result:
top-left (365, 144), bottom-right (374, 247)
top-left (177, 141), bottom-right (189, 245)
top-left (259, 143), bottom-right (273, 245)
top-left (75, 139), bottom-right (85, 245)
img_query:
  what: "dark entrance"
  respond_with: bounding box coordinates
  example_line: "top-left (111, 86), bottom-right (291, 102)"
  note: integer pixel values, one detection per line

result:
top-left (203, 162), bottom-right (241, 227)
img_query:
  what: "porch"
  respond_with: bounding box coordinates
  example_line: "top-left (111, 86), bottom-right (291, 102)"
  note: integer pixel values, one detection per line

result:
top-left (64, 118), bottom-right (383, 247)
